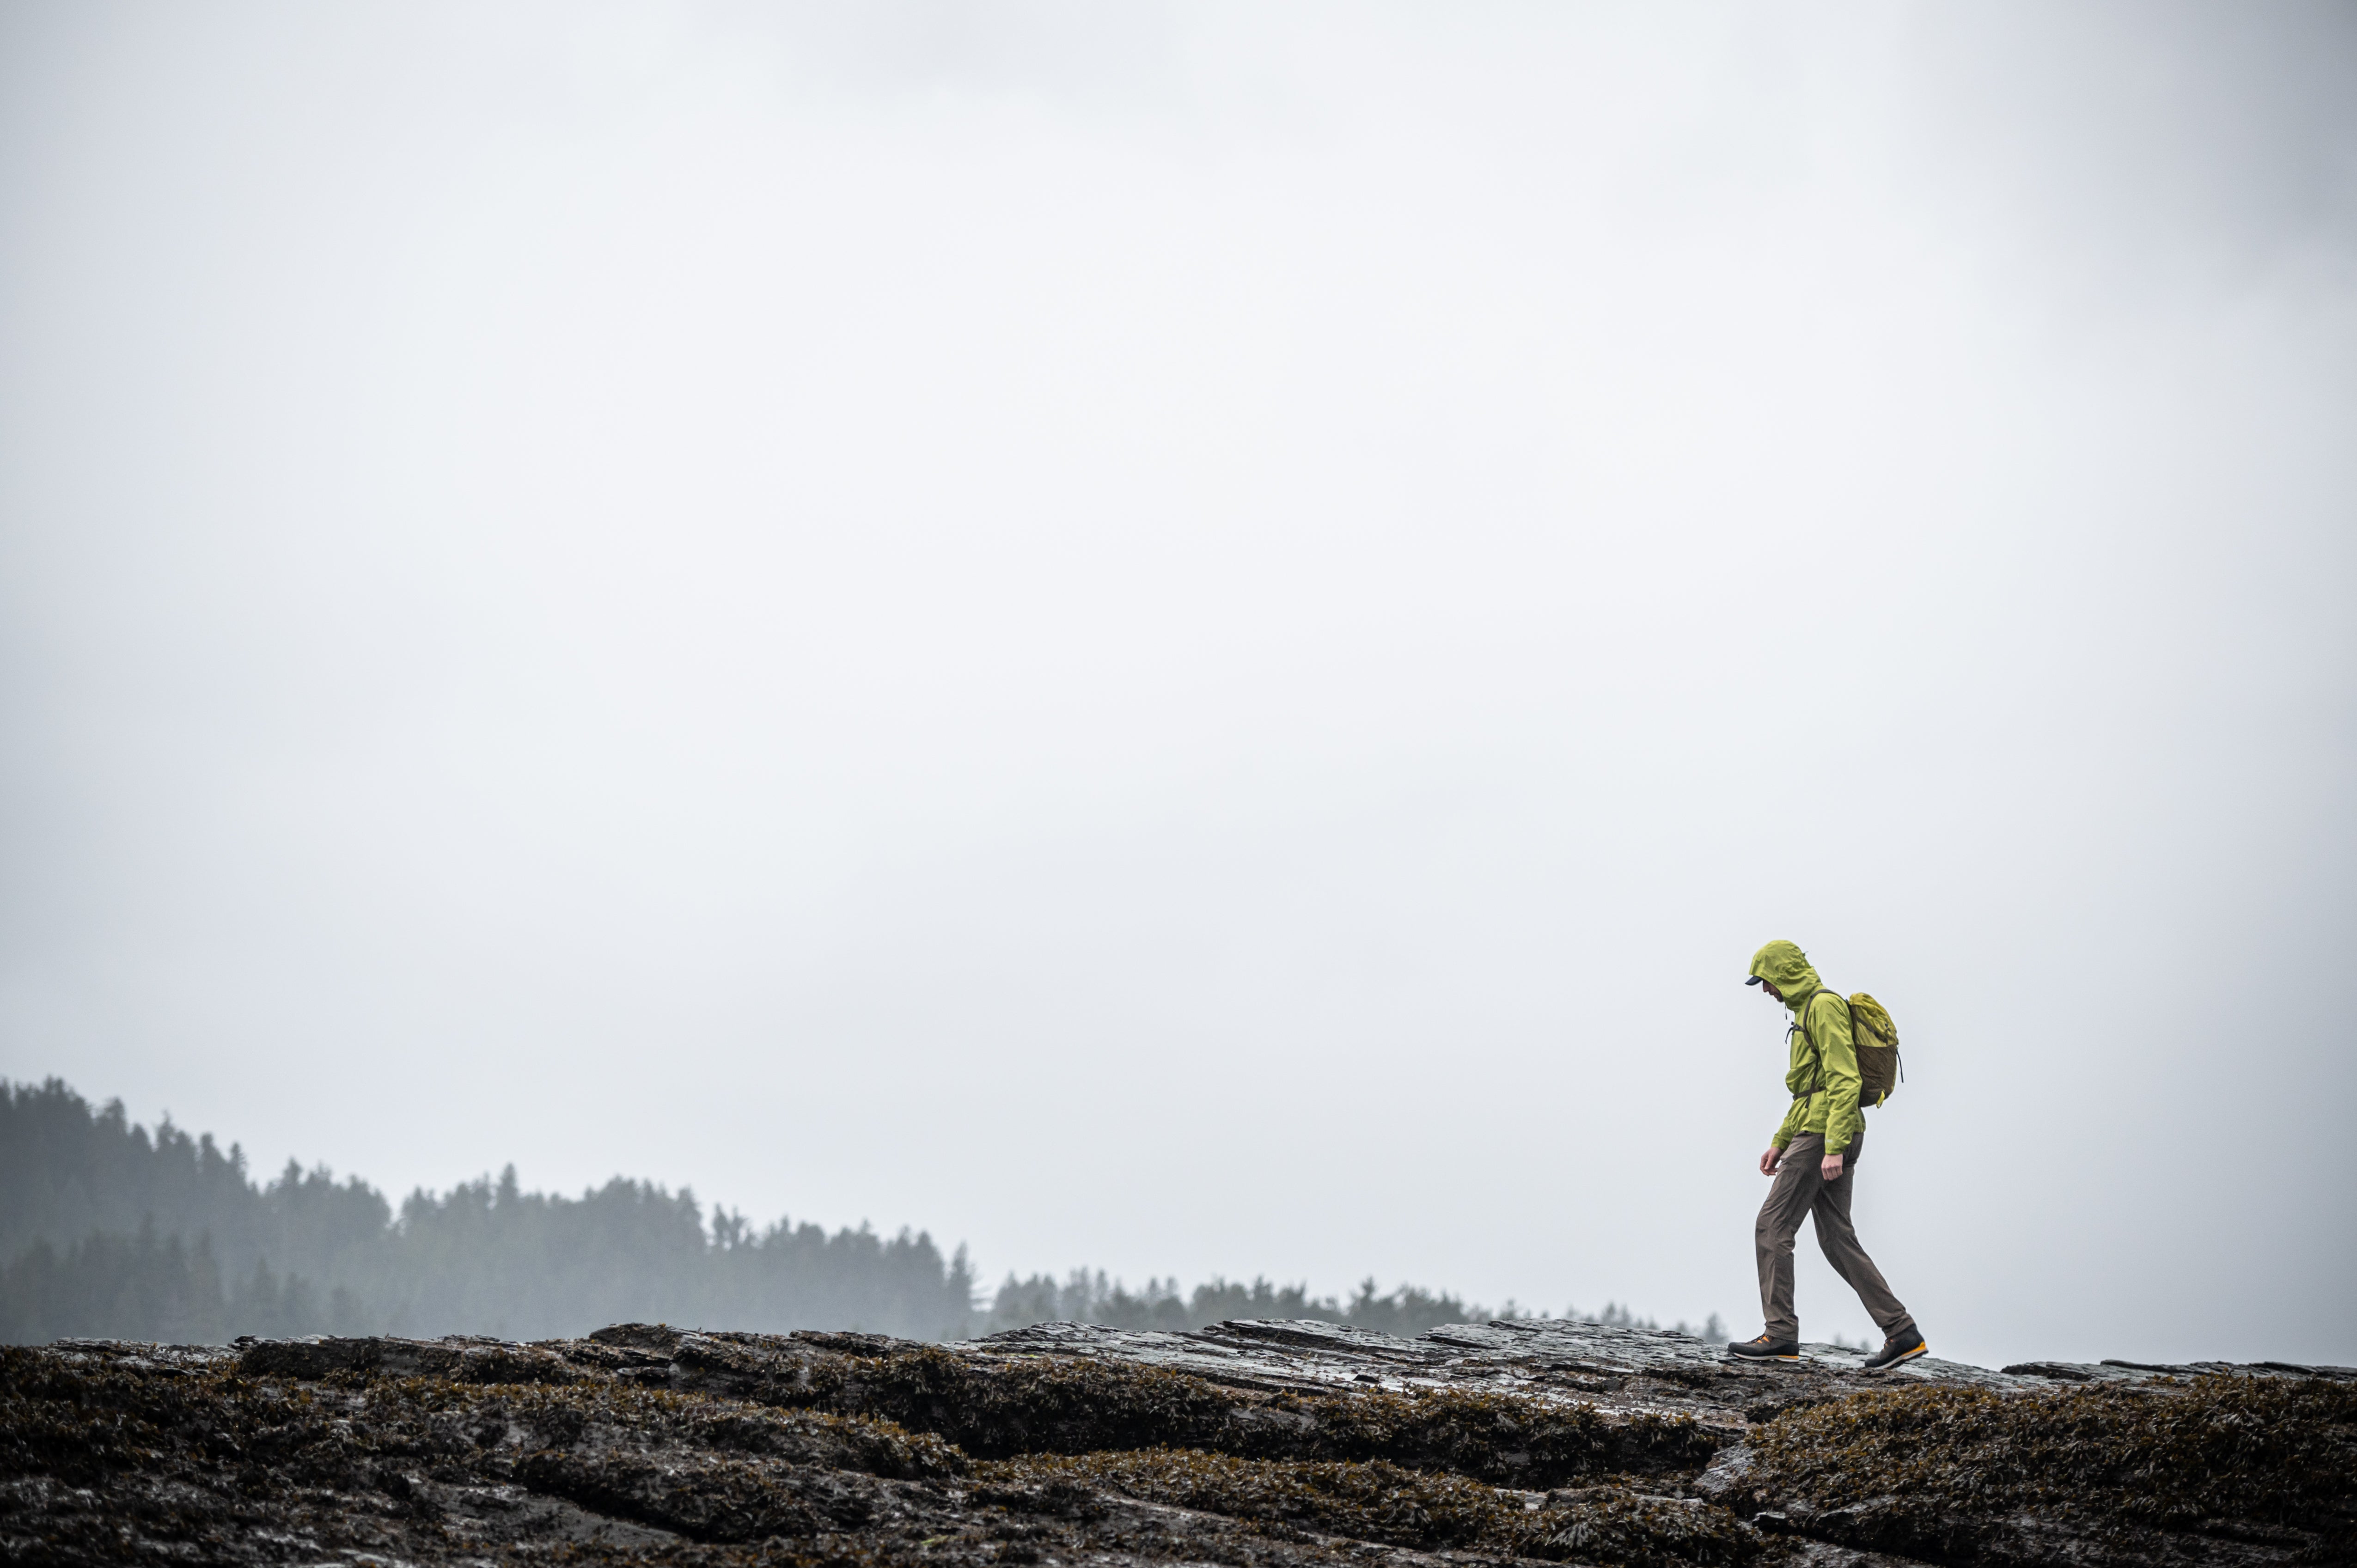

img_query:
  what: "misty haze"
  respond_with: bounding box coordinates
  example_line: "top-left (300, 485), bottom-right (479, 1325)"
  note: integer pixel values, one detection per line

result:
top-left (3, 1), bottom-right (2355, 1536)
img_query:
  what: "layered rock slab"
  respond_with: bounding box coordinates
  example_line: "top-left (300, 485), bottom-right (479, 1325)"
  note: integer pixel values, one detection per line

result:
top-left (2, 1318), bottom-right (2349, 1568)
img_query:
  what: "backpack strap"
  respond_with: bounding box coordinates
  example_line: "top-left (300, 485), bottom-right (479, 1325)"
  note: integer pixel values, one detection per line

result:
top-left (1789, 988), bottom-right (1856, 1101)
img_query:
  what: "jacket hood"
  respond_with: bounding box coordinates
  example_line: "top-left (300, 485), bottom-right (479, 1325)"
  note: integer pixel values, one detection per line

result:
top-left (1748, 940), bottom-right (1823, 1010)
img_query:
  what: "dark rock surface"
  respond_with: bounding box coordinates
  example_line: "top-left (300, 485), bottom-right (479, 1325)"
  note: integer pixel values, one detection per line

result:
top-left (3, 1318), bottom-right (2350, 1567)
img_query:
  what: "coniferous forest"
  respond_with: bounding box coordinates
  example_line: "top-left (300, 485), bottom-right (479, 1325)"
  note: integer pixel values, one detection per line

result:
top-left (0, 1078), bottom-right (1722, 1347)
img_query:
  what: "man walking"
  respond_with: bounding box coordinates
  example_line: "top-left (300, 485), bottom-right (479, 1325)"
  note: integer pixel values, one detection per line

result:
top-left (1728, 940), bottom-right (1929, 1371)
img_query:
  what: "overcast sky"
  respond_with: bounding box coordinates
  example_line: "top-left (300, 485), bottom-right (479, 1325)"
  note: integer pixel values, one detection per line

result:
top-left (2, 1), bottom-right (2352, 1369)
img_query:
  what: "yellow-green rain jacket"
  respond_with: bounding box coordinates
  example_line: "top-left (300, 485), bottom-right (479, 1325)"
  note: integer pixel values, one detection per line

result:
top-left (1749, 940), bottom-right (1862, 1157)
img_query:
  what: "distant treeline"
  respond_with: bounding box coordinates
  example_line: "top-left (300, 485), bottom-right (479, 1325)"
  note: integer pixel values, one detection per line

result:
top-left (0, 1080), bottom-right (975, 1344)
top-left (977, 1269), bottom-right (1722, 1343)
top-left (0, 1079), bottom-right (1722, 1347)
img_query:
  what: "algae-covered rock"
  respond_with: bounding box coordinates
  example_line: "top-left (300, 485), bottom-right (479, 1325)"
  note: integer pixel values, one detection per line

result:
top-left (4, 1321), bottom-right (2348, 1567)
top-left (978, 1445), bottom-right (1759, 1565)
top-left (1741, 1374), bottom-right (2357, 1565)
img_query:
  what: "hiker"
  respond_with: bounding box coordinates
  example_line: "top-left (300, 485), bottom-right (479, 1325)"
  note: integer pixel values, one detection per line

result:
top-left (1727, 939), bottom-right (1928, 1371)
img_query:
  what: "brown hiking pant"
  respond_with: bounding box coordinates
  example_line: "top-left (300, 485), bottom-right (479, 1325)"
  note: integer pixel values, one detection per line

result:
top-left (1754, 1129), bottom-right (1916, 1344)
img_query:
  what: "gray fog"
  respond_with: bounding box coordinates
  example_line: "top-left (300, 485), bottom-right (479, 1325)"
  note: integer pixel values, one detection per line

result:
top-left (2, 1), bottom-right (2352, 1369)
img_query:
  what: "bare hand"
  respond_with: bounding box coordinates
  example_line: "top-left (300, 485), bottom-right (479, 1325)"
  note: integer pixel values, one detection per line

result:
top-left (1759, 1146), bottom-right (1782, 1177)
top-left (1820, 1151), bottom-right (1844, 1182)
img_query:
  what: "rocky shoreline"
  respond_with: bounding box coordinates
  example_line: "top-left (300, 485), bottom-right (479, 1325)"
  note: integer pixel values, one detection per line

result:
top-left (5, 1316), bottom-right (2350, 1566)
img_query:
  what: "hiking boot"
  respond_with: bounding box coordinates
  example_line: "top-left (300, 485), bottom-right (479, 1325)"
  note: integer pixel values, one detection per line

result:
top-left (1726, 1334), bottom-right (1800, 1362)
top-left (1861, 1330), bottom-right (1929, 1373)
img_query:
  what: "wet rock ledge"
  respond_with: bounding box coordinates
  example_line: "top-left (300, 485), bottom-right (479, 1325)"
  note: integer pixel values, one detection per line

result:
top-left (3, 1317), bottom-right (2351, 1567)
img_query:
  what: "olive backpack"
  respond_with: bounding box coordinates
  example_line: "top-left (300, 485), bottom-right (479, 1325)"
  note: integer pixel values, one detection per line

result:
top-left (1795, 991), bottom-right (1905, 1108)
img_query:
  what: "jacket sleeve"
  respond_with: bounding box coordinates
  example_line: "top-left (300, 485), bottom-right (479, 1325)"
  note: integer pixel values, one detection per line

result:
top-left (1814, 994), bottom-right (1863, 1155)
top-left (1770, 1020), bottom-right (1807, 1149)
